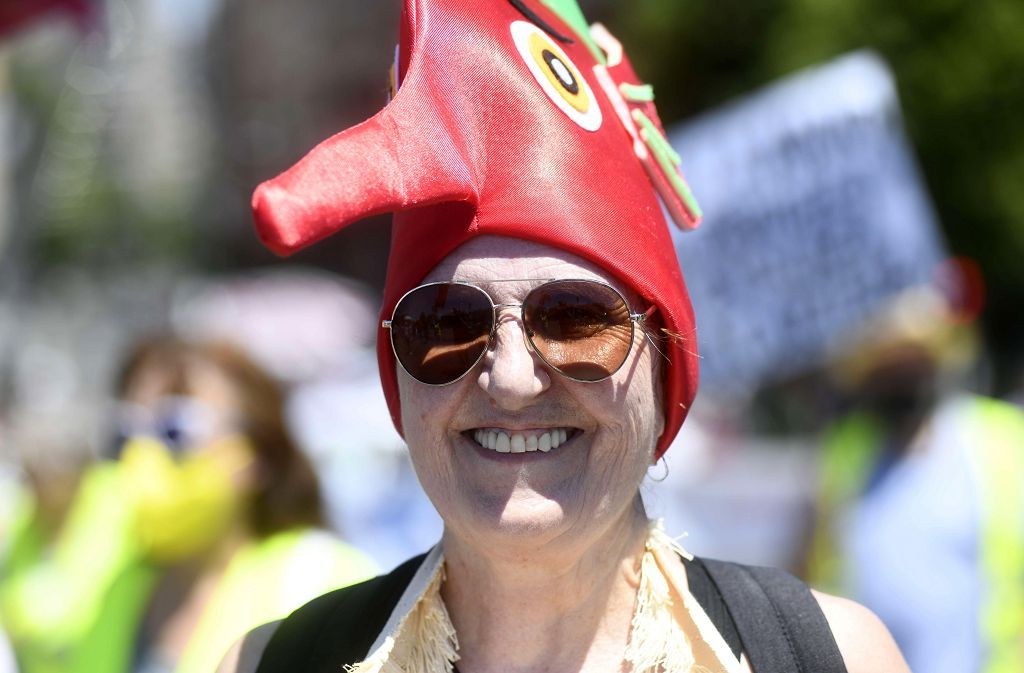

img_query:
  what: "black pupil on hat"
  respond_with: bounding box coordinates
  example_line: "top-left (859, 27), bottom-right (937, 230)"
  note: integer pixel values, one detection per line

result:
top-left (542, 50), bottom-right (579, 95)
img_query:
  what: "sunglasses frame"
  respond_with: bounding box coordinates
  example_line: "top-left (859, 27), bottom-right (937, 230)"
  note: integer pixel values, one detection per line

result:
top-left (382, 278), bottom-right (653, 386)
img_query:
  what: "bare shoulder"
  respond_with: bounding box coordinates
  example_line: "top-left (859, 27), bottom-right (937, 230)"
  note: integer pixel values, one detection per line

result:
top-left (812, 590), bottom-right (910, 673)
top-left (216, 620), bottom-right (282, 673)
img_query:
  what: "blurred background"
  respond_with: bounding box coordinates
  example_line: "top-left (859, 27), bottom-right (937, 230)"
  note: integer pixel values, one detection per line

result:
top-left (0, 1), bottom-right (1022, 672)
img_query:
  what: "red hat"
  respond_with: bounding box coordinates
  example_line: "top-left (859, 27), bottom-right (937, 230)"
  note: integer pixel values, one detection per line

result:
top-left (252, 0), bottom-right (701, 457)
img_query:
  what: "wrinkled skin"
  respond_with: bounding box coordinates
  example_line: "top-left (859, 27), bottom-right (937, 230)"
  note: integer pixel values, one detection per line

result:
top-left (397, 235), bottom-right (665, 559)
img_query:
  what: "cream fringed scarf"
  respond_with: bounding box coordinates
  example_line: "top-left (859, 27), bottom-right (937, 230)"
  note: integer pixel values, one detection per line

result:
top-left (345, 524), bottom-right (745, 673)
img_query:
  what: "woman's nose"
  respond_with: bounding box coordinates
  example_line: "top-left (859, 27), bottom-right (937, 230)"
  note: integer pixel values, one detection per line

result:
top-left (477, 313), bottom-right (551, 410)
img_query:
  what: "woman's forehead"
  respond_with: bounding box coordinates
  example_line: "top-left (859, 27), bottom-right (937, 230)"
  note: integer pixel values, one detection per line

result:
top-left (423, 236), bottom-right (616, 286)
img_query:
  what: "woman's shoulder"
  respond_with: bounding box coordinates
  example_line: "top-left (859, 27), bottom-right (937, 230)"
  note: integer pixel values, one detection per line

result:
top-left (812, 590), bottom-right (911, 673)
top-left (693, 556), bottom-right (909, 673)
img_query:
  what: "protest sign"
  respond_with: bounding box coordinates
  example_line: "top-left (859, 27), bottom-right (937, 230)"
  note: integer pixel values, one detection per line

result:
top-left (670, 51), bottom-right (946, 396)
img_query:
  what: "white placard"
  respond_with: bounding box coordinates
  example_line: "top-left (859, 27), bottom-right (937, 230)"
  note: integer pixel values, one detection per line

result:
top-left (669, 51), bottom-right (946, 396)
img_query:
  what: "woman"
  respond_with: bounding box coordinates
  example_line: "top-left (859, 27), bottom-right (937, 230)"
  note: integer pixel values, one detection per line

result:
top-left (1, 337), bottom-right (376, 673)
top-left (223, 1), bottom-right (911, 671)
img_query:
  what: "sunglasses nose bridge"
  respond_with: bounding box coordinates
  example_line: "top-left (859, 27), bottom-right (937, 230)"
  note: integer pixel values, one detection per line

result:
top-left (479, 310), bottom-right (552, 408)
top-left (490, 302), bottom-right (524, 327)
top-left (489, 302), bottom-right (533, 350)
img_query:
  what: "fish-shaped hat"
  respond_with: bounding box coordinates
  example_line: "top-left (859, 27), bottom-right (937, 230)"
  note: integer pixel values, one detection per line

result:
top-left (253, 0), bottom-right (701, 457)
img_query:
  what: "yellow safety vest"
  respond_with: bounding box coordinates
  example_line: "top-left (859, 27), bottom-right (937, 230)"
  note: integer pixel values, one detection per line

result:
top-left (808, 412), bottom-right (882, 594)
top-left (175, 528), bottom-right (378, 673)
top-left (1, 462), bottom-right (378, 673)
top-left (1, 463), bottom-right (146, 673)
top-left (971, 398), bottom-right (1024, 673)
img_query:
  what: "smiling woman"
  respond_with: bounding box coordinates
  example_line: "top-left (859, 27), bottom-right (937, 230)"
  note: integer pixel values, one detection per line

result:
top-left (396, 238), bottom-right (662, 561)
top-left (220, 1), bottom-right (910, 672)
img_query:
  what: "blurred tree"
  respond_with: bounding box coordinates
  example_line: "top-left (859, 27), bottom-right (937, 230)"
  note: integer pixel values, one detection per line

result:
top-left (609, 0), bottom-right (1024, 393)
top-left (7, 21), bottom-right (203, 273)
top-left (203, 0), bottom-right (402, 284)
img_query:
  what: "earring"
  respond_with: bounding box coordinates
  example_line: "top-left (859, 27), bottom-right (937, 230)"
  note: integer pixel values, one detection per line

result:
top-left (647, 456), bottom-right (670, 482)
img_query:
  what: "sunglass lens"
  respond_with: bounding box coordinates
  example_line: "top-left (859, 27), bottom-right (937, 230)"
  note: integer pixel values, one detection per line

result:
top-left (391, 284), bottom-right (493, 384)
top-left (524, 280), bottom-right (633, 381)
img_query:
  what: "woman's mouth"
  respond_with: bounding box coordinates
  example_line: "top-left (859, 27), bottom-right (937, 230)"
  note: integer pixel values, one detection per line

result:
top-left (467, 427), bottom-right (578, 453)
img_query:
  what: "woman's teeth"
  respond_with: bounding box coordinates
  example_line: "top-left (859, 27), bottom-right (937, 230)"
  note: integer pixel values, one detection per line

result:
top-left (472, 428), bottom-right (571, 453)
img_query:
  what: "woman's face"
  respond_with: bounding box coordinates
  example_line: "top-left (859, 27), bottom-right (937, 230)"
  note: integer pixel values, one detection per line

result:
top-left (119, 354), bottom-right (256, 492)
top-left (397, 236), bottom-right (664, 553)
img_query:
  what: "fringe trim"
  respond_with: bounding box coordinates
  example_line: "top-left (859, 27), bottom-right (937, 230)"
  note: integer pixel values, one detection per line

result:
top-left (648, 521), bottom-right (694, 561)
top-left (345, 522), bottom-right (736, 673)
top-left (344, 562), bottom-right (459, 673)
top-left (624, 522), bottom-right (707, 673)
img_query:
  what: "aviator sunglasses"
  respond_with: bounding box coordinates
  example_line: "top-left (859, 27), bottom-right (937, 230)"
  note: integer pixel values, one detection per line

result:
top-left (383, 279), bottom-right (654, 386)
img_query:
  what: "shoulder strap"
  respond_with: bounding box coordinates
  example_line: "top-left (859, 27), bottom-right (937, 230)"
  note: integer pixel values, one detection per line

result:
top-left (681, 556), bottom-right (743, 660)
top-left (701, 559), bottom-right (848, 673)
top-left (255, 553), bottom-right (427, 673)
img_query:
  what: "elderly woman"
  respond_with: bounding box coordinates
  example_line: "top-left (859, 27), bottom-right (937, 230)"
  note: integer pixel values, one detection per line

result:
top-left (221, 1), bottom-right (910, 672)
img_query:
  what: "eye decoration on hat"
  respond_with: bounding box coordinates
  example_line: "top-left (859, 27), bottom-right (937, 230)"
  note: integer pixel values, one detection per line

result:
top-left (511, 20), bottom-right (602, 132)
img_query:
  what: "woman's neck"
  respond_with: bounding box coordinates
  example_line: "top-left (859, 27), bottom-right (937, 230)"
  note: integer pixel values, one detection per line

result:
top-left (440, 501), bottom-right (650, 673)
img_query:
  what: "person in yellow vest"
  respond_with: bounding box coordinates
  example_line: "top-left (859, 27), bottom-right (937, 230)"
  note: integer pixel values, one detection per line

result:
top-left (809, 286), bottom-right (1024, 673)
top-left (0, 336), bottom-right (377, 673)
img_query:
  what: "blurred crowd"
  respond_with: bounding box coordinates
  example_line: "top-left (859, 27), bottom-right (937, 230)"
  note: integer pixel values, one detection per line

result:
top-left (2, 2), bottom-right (1023, 673)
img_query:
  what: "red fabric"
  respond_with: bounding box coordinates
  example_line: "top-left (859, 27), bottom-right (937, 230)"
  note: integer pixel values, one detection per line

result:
top-left (0, 0), bottom-right (92, 38)
top-left (252, 0), bottom-right (700, 457)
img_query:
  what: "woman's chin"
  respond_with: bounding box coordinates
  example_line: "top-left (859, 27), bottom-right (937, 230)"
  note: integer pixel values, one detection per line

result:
top-left (450, 487), bottom-right (582, 547)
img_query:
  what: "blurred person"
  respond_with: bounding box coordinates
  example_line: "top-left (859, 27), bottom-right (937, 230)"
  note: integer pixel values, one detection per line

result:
top-left (0, 407), bottom-right (96, 671)
top-left (0, 425), bottom-right (89, 581)
top-left (221, 1), bottom-right (908, 672)
top-left (808, 285), bottom-right (1024, 673)
top-left (175, 269), bottom-right (446, 569)
top-left (0, 336), bottom-right (377, 673)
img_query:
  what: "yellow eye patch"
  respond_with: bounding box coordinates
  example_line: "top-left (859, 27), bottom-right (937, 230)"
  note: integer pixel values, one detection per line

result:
top-left (527, 32), bottom-right (589, 113)
top-left (511, 20), bottom-right (602, 132)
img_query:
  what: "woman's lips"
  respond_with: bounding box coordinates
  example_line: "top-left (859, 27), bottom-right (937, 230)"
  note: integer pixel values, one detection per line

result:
top-left (467, 427), bottom-right (578, 453)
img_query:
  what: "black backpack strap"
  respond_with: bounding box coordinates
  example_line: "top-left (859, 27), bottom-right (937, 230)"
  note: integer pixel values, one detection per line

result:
top-left (681, 556), bottom-right (743, 661)
top-left (701, 559), bottom-right (847, 673)
top-left (256, 553), bottom-right (427, 673)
